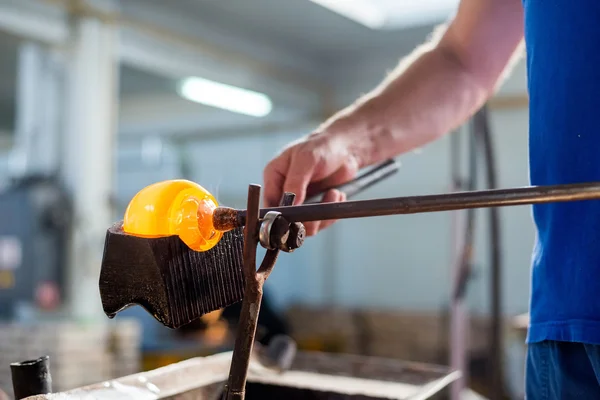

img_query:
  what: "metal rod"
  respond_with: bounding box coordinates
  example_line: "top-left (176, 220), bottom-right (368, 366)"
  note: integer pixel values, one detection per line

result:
top-left (449, 124), bottom-right (474, 400)
top-left (304, 159), bottom-right (399, 203)
top-left (224, 189), bottom-right (294, 400)
top-left (229, 181), bottom-right (600, 225)
top-left (475, 105), bottom-right (504, 400)
top-left (452, 121), bottom-right (478, 301)
top-left (224, 185), bottom-right (262, 400)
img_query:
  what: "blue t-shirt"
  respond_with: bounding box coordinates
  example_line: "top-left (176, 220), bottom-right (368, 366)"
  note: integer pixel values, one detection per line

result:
top-left (525, 1), bottom-right (600, 344)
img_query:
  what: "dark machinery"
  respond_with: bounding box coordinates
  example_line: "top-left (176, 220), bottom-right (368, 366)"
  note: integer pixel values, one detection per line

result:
top-left (0, 175), bottom-right (71, 320)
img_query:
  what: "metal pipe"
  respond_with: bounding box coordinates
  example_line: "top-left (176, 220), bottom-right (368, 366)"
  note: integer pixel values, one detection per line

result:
top-left (474, 105), bottom-right (504, 399)
top-left (11, 356), bottom-right (52, 400)
top-left (452, 121), bottom-right (478, 301)
top-left (448, 123), bottom-right (476, 400)
top-left (224, 185), bottom-right (262, 400)
top-left (214, 181), bottom-right (600, 229)
top-left (224, 189), bottom-right (295, 400)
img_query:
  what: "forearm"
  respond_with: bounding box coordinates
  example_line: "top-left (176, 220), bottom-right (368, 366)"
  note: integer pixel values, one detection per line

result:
top-left (318, 28), bottom-right (507, 168)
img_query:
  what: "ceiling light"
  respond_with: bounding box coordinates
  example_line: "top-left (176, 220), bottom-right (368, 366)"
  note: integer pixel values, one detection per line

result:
top-left (309, 0), bottom-right (387, 29)
top-left (308, 0), bottom-right (459, 30)
top-left (178, 77), bottom-right (273, 118)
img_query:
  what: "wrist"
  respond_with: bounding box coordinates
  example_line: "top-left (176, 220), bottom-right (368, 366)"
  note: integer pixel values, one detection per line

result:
top-left (319, 108), bottom-right (389, 169)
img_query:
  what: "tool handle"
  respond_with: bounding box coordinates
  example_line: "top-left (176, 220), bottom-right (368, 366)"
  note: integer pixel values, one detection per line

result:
top-left (304, 158), bottom-right (399, 204)
top-left (212, 159), bottom-right (399, 231)
top-left (261, 181), bottom-right (600, 223)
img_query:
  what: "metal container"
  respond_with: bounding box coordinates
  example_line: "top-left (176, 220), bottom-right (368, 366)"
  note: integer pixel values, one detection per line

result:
top-left (25, 350), bottom-right (459, 400)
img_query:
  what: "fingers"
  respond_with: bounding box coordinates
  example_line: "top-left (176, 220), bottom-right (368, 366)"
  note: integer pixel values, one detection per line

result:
top-left (317, 189), bottom-right (346, 231)
top-left (304, 189), bottom-right (346, 236)
top-left (303, 221), bottom-right (320, 237)
top-left (262, 134), bottom-right (353, 237)
top-left (263, 143), bottom-right (318, 207)
top-left (306, 162), bottom-right (358, 199)
top-left (282, 153), bottom-right (316, 205)
top-left (263, 156), bottom-right (290, 207)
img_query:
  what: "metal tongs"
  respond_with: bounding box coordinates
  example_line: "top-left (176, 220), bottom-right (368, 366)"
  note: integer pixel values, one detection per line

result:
top-left (222, 157), bottom-right (600, 399)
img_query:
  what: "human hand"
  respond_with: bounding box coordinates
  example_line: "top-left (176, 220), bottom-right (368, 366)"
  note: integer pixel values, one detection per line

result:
top-left (263, 129), bottom-right (360, 236)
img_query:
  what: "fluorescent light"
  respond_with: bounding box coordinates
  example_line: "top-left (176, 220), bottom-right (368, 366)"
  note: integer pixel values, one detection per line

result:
top-left (308, 0), bottom-right (459, 30)
top-left (178, 77), bottom-right (273, 117)
top-left (309, 0), bottom-right (387, 29)
top-left (383, 0), bottom-right (458, 28)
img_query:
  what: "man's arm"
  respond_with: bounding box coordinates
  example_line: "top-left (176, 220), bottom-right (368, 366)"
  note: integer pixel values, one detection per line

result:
top-left (321, 0), bottom-right (525, 167)
top-left (263, 0), bottom-right (524, 234)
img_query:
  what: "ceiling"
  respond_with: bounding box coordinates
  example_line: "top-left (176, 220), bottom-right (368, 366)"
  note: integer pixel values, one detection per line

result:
top-left (308, 0), bottom-right (459, 29)
top-left (165, 0), bottom-right (446, 61)
top-left (0, 0), bottom-right (450, 136)
top-left (119, 66), bottom-right (177, 97)
top-left (115, 0), bottom-right (443, 102)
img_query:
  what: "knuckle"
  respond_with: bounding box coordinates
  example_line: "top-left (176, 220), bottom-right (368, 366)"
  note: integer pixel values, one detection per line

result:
top-left (298, 146), bottom-right (319, 164)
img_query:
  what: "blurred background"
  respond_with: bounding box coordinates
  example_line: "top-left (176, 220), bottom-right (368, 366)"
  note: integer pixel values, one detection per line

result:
top-left (0, 0), bottom-right (531, 398)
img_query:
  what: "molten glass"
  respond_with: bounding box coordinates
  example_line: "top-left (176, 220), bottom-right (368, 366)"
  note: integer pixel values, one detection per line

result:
top-left (123, 180), bottom-right (223, 252)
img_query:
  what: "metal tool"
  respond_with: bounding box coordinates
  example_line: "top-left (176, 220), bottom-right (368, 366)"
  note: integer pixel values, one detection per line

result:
top-left (99, 159), bottom-right (400, 329)
top-left (99, 156), bottom-right (600, 399)
top-left (304, 158), bottom-right (398, 203)
top-left (213, 180), bottom-right (600, 230)
top-left (219, 180), bottom-right (600, 398)
top-left (98, 160), bottom-right (399, 400)
top-left (219, 179), bottom-right (600, 399)
top-left (222, 188), bottom-right (294, 399)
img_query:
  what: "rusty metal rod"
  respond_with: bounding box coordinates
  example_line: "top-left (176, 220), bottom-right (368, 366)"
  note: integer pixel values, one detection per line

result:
top-left (223, 188), bottom-right (294, 400)
top-left (214, 182), bottom-right (600, 230)
top-left (224, 185), bottom-right (261, 400)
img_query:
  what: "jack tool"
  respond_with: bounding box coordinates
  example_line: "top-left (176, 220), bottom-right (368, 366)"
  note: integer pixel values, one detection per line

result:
top-left (99, 155), bottom-right (600, 399)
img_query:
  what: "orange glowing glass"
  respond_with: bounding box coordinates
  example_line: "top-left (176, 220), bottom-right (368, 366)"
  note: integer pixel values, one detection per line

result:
top-left (122, 180), bottom-right (223, 252)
